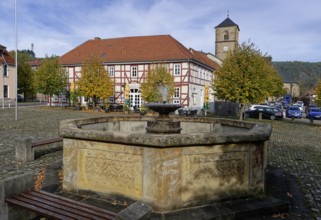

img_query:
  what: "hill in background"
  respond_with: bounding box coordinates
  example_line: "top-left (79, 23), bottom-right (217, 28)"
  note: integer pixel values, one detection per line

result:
top-left (272, 61), bottom-right (321, 96)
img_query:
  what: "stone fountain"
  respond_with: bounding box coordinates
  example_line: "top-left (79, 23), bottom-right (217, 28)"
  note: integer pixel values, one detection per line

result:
top-left (145, 86), bottom-right (183, 134)
top-left (59, 87), bottom-right (273, 213)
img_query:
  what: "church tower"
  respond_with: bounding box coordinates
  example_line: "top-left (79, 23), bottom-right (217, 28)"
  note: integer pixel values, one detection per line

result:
top-left (215, 15), bottom-right (240, 61)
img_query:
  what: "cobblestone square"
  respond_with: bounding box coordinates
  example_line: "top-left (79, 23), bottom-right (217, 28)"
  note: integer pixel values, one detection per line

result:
top-left (0, 106), bottom-right (320, 219)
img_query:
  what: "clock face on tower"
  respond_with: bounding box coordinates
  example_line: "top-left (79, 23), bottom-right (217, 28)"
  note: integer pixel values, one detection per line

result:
top-left (223, 46), bottom-right (229, 52)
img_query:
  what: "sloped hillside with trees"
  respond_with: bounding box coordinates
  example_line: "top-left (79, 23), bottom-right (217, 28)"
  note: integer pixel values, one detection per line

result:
top-left (272, 61), bottom-right (321, 96)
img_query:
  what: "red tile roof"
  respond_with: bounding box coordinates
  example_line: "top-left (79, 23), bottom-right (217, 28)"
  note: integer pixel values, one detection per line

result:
top-left (0, 45), bottom-right (15, 65)
top-left (189, 49), bottom-right (221, 70)
top-left (27, 59), bottom-right (44, 67)
top-left (60, 35), bottom-right (219, 70)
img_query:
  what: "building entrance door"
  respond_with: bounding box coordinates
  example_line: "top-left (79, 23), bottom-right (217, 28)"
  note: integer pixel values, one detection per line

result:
top-left (129, 88), bottom-right (141, 110)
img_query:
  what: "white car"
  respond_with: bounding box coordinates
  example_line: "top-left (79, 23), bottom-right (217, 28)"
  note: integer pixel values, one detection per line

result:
top-left (248, 104), bottom-right (269, 111)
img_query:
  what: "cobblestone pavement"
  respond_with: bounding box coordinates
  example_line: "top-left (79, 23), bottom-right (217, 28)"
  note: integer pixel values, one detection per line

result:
top-left (0, 106), bottom-right (321, 219)
top-left (0, 106), bottom-right (98, 180)
top-left (267, 120), bottom-right (321, 219)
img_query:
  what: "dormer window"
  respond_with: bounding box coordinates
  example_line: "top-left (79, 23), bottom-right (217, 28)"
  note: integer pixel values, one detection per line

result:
top-left (224, 31), bottom-right (229, 40)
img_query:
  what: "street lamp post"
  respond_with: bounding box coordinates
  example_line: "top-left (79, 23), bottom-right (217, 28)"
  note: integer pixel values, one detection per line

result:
top-left (14, 0), bottom-right (18, 120)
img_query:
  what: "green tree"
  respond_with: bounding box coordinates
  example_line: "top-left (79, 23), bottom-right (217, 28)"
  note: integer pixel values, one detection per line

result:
top-left (214, 41), bottom-right (285, 120)
top-left (141, 65), bottom-right (175, 103)
top-left (34, 57), bottom-right (67, 106)
top-left (266, 67), bottom-right (287, 99)
top-left (18, 62), bottom-right (35, 100)
top-left (9, 49), bottom-right (35, 63)
top-left (314, 80), bottom-right (321, 106)
top-left (78, 55), bottom-right (113, 108)
top-left (10, 50), bottom-right (37, 100)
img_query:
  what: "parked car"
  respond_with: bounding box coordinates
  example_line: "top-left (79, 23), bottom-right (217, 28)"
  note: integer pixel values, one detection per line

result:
top-left (293, 103), bottom-right (303, 112)
top-left (244, 106), bottom-right (283, 120)
top-left (178, 108), bottom-right (198, 117)
top-left (294, 101), bottom-right (304, 111)
top-left (306, 107), bottom-right (321, 120)
top-left (248, 104), bottom-right (268, 111)
top-left (285, 106), bottom-right (302, 119)
top-left (108, 103), bottom-right (123, 112)
top-left (305, 104), bottom-right (317, 114)
top-left (17, 94), bottom-right (23, 102)
top-left (281, 101), bottom-right (289, 109)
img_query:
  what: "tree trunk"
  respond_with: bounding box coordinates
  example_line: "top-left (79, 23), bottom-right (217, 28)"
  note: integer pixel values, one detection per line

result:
top-left (49, 95), bottom-right (52, 106)
top-left (239, 104), bottom-right (244, 120)
top-left (93, 96), bottom-right (97, 110)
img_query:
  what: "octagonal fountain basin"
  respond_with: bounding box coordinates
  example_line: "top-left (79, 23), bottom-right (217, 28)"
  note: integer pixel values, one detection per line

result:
top-left (59, 115), bottom-right (272, 212)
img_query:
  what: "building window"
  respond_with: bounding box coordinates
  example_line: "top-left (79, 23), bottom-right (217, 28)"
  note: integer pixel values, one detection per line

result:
top-left (3, 85), bottom-right (8, 98)
top-left (173, 100), bottom-right (180, 104)
top-left (108, 66), bottom-right (114, 77)
top-left (174, 87), bottom-right (180, 98)
top-left (224, 31), bottom-right (229, 40)
top-left (3, 64), bottom-right (8, 76)
top-left (192, 87), bottom-right (197, 105)
top-left (174, 64), bottom-right (181, 76)
top-left (131, 66), bottom-right (137, 77)
top-left (165, 64), bottom-right (170, 72)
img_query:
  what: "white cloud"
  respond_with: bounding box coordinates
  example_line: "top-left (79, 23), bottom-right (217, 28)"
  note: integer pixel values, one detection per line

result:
top-left (1, 0), bottom-right (321, 61)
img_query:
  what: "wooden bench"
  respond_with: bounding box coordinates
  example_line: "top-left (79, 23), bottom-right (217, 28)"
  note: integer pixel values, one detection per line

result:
top-left (5, 190), bottom-right (116, 220)
top-left (31, 137), bottom-right (63, 147)
top-left (15, 137), bottom-right (63, 162)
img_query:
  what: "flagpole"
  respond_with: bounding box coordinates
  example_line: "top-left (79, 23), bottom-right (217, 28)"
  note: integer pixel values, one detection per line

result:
top-left (15, 0), bottom-right (18, 120)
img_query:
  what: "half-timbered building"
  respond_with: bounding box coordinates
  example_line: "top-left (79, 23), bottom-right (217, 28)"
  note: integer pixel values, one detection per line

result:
top-left (59, 35), bottom-right (220, 110)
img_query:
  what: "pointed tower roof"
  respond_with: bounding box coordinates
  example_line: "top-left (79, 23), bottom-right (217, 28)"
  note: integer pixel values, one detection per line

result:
top-left (215, 17), bottom-right (240, 31)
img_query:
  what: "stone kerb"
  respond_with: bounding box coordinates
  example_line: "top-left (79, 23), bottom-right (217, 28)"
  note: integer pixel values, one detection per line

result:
top-left (115, 202), bottom-right (152, 220)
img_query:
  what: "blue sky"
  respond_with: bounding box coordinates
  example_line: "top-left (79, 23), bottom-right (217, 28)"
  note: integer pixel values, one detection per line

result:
top-left (1, 0), bottom-right (321, 62)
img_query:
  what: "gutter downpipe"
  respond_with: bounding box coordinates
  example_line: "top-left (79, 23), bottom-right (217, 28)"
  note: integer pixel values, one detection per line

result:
top-left (1, 52), bottom-right (6, 110)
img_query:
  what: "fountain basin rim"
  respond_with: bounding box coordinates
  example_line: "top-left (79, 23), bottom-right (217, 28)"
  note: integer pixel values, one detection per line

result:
top-left (59, 116), bottom-right (272, 147)
top-left (144, 103), bottom-right (183, 107)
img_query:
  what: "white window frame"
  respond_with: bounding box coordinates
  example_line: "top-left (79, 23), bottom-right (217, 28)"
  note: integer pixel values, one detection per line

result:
top-left (108, 66), bottom-right (114, 77)
top-left (174, 64), bottom-right (181, 76)
top-left (131, 66), bottom-right (137, 77)
top-left (165, 64), bottom-right (170, 72)
top-left (174, 87), bottom-right (180, 98)
top-left (173, 100), bottom-right (180, 104)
